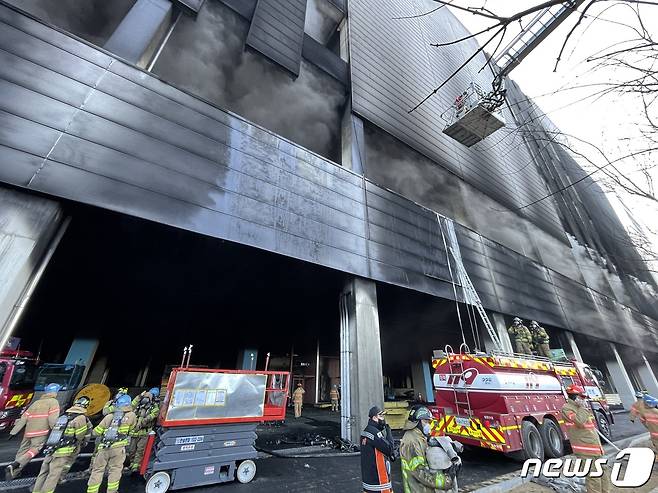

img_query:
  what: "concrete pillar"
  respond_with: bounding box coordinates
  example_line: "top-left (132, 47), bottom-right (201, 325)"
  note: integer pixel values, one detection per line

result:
top-left (564, 331), bottom-right (584, 362)
top-left (65, 338), bottom-right (99, 385)
top-left (411, 360), bottom-right (435, 403)
top-left (482, 312), bottom-right (513, 353)
top-left (0, 188), bottom-right (64, 349)
top-left (341, 101), bottom-right (366, 174)
top-left (104, 0), bottom-right (173, 67)
top-left (605, 343), bottom-right (637, 409)
top-left (340, 277), bottom-right (384, 443)
top-left (637, 353), bottom-right (658, 396)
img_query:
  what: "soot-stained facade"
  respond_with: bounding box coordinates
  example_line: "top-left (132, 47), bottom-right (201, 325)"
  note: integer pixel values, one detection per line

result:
top-left (1, 0), bottom-right (658, 426)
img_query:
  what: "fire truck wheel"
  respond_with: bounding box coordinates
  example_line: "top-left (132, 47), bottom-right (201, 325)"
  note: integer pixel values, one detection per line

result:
top-left (236, 460), bottom-right (257, 483)
top-left (539, 419), bottom-right (564, 458)
top-left (145, 471), bottom-right (170, 493)
top-left (595, 412), bottom-right (612, 441)
top-left (521, 421), bottom-right (544, 461)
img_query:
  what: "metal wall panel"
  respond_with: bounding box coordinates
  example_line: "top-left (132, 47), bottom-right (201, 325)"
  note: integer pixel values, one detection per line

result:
top-left (246, 0), bottom-right (307, 77)
top-left (348, 0), bottom-right (566, 240)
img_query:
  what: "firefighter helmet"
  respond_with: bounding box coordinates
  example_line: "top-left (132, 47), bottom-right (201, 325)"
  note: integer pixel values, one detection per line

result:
top-left (530, 320), bottom-right (539, 327)
top-left (513, 317), bottom-right (522, 324)
top-left (636, 391), bottom-right (646, 399)
top-left (74, 396), bottom-right (91, 409)
top-left (409, 405), bottom-right (433, 422)
top-left (566, 384), bottom-right (585, 396)
top-left (149, 387), bottom-right (160, 397)
top-left (116, 394), bottom-right (132, 408)
top-left (45, 383), bottom-right (62, 393)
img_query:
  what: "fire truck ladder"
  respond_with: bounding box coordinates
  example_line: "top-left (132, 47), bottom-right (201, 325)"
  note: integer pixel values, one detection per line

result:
top-left (438, 215), bottom-right (503, 352)
top-left (445, 343), bottom-right (474, 417)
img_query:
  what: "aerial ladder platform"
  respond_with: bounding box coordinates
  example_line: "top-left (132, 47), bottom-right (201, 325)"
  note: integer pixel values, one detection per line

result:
top-left (443, 0), bottom-right (586, 146)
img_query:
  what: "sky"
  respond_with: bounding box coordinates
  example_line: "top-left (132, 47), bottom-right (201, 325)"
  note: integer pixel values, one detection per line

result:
top-left (449, 0), bottom-right (658, 272)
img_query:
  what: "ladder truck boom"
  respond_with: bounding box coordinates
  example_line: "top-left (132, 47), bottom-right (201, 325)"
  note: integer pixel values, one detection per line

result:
top-left (443, 0), bottom-right (586, 146)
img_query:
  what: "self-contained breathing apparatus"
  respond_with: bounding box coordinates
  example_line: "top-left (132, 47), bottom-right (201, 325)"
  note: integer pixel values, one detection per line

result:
top-left (100, 410), bottom-right (128, 449)
top-left (42, 413), bottom-right (77, 456)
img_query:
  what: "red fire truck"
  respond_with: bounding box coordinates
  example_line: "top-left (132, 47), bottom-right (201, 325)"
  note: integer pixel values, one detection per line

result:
top-left (0, 349), bottom-right (38, 431)
top-left (430, 345), bottom-right (613, 461)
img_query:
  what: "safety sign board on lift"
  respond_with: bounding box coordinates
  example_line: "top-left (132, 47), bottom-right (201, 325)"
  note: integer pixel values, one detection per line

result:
top-left (175, 435), bottom-right (205, 445)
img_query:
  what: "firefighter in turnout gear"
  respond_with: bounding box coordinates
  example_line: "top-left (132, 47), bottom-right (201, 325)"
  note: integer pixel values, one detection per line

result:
top-left (330, 385), bottom-right (340, 412)
top-left (127, 387), bottom-right (160, 472)
top-left (400, 406), bottom-right (452, 492)
top-left (361, 406), bottom-right (395, 493)
top-left (32, 396), bottom-right (92, 493)
top-left (631, 391), bottom-right (658, 454)
top-left (561, 385), bottom-right (610, 493)
top-left (507, 317), bottom-right (532, 355)
top-left (292, 383), bottom-right (305, 418)
top-left (6, 383), bottom-right (61, 479)
top-left (529, 321), bottom-right (551, 358)
top-left (87, 395), bottom-right (137, 493)
top-left (102, 387), bottom-right (128, 416)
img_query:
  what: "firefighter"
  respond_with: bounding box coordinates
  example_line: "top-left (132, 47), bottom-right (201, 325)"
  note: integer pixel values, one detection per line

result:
top-left (86, 394), bottom-right (137, 493)
top-left (360, 406), bottom-right (395, 493)
top-left (5, 383), bottom-right (61, 479)
top-left (507, 317), bottom-right (532, 355)
top-left (400, 406), bottom-right (453, 492)
top-left (631, 393), bottom-right (658, 454)
top-left (127, 387), bottom-right (160, 472)
top-left (529, 321), bottom-right (551, 358)
top-left (32, 396), bottom-right (92, 493)
top-left (630, 391), bottom-right (647, 424)
top-left (561, 385), bottom-right (610, 493)
top-left (330, 385), bottom-right (340, 412)
top-left (292, 383), bottom-right (305, 418)
top-left (102, 387), bottom-right (128, 416)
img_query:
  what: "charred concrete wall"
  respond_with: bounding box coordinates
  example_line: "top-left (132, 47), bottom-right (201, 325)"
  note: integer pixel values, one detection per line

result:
top-left (151, 0), bottom-right (345, 162)
top-left (5, 0), bottom-right (135, 46)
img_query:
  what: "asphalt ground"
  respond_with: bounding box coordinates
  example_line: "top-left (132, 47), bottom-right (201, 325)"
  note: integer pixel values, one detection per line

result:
top-left (0, 409), bottom-right (646, 493)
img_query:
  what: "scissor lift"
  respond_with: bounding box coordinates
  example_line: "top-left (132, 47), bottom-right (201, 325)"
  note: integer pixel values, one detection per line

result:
top-left (140, 368), bottom-right (290, 492)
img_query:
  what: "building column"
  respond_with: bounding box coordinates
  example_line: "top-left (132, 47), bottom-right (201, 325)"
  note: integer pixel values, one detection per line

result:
top-left (104, 0), bottom-right (174, 68)
top-left (0, 188), bottom-right (65, 349)
top-left (481, 312), bottom-right (513, 353)
top-left (636, 353), bottom-right (658, 396)
top-left (411, 360), bottom-right (435, 403)
top-left (564, 331), bottom-right (584, 362)
top-left (605, 343), bottom-right (637, 409)
top-left (340, 277), bottom-right (384, 443)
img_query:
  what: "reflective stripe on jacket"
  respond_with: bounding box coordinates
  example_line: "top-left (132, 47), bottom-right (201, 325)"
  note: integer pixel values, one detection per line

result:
top-left (360, 420), bottom-right (394, 493)
top-left (10, 393), bottom-right (60, 438)
top-left (561, 400), bottom-right (603, 457)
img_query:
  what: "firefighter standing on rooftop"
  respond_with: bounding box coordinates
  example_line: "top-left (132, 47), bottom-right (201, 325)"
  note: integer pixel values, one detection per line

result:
top-left (5, 383), bottom-right (61, 479)
top-left (32, 396), bottom-right (92, 493)
top-left (400, 406), bottom-right (453, 492)
top-left (127, 387), bottom-right (160, 472)
top-left (529, 321), bottom-right (551, 358)
top-left (330, 385), bottom-right (340, 412)
top-left (561, 385), bottom-right (610, 493)
top-left (292, 383), bottom-right (305, 418)
top-left (86, 394), bottom-right (137, 493)
top-left (507, 317), bottom-right (532, 355)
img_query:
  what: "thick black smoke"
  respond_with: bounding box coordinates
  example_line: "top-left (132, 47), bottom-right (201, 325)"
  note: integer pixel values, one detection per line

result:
top-left (7, 0), bottom-right (136, 46)
top-left (152, 0), bottom-right (345, 162)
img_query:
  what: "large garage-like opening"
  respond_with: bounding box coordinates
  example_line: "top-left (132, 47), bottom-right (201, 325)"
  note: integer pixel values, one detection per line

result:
top-left (14, 205), bottom-right (345, 422)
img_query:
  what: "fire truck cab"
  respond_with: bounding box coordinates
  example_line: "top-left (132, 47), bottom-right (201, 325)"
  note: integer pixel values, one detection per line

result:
top-left (0, 350), bottom-right (38, 431)
top-left (431, 345), bottom-right (613, 461)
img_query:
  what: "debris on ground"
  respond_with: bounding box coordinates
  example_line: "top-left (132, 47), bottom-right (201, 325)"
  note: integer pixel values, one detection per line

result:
top-left (262, 433), bottom-right (359, 452)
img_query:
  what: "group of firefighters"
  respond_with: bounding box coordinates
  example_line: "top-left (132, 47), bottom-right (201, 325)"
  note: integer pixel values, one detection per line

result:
top-left (5, 384), bottom-right (161, 493)
top-left (291, 383), bottom-right (341, 418)
top-left (508, 317), bottom-right (552, 357)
